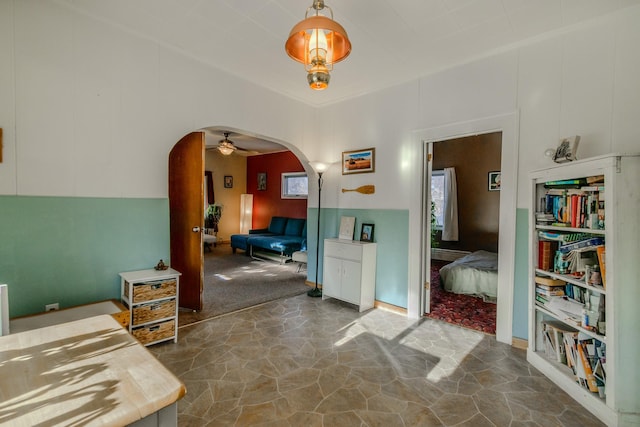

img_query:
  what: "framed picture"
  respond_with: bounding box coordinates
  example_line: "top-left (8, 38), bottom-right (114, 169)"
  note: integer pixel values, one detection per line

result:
top-left (360, 223), bottom-right (375, 242)
top-left (488, 171), bottom-right (501, 191)
top-left (338, 216), bottom-right (356, 240)
top-left (224, 175), bottom-right (233, 188)
top-left (342, 148), bottom-right (375, 175)
top-left (553, 135), bottom-right (580, 163)
top-left (257, 172), bottom-right (267, 191)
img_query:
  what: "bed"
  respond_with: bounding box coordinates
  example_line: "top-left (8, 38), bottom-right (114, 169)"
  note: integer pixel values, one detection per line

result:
top-left (439, 250), bottom-right (498, 300)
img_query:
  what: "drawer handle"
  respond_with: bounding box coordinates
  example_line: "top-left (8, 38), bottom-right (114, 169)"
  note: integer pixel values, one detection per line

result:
top-left (149, 325), bottom-right (160, 332)
top-left (150, 304), bottom-right (161, 311)
top-left (151, 284), bottom-right (161, 290)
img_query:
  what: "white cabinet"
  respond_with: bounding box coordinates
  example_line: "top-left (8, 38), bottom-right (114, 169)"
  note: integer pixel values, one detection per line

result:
top-left (119, 268), bottom-right (181, 346)
top-left (322, 238), bottom-right (377, 312)
top-left (527, 154), bottom-right (640, 426)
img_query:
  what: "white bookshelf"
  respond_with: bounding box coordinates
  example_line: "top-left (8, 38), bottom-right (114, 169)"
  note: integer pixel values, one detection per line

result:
top-left (527, 154), bottom-right (640, 426)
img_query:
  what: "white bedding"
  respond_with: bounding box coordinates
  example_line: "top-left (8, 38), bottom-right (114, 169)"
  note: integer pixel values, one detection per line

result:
top-left (439, 250), bottom-right (498, 298)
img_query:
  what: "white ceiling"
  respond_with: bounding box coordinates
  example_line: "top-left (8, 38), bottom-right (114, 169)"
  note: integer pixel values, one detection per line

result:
top-left (60, 0), bottom-right (639, 108)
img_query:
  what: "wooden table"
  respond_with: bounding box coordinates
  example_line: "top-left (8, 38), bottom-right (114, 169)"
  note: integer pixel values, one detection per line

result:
top-left (0, 315), bottom-right (185, 426)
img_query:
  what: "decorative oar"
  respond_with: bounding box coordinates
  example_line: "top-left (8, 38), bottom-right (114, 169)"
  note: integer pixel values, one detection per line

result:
top-left (341, 185), bottom-right (375, 195)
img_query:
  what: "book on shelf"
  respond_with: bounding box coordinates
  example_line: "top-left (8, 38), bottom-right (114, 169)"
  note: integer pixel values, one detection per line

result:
top-left (542, 320), bottom-right (577, 364)
top-left (586, 175), bottom-right (604, 185)
top-left (536, 286), bottom-right (565, 297)
top-left (596, 245), bottom-right (606, 288)
top-left (537, 231), bottom-right (591, 243)
top-left (557, 237), bottom-right (605, 253)
top-left (537, 240), bottom-right (558, 271)
top-left (544, 178), bottom-right (588, 188)
top-left (577, 338), bottom-right (600, 393)
top-left (534, 276), bottom-right (566, 287)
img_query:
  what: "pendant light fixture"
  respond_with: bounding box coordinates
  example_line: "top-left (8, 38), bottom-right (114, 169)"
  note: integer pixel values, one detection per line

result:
top-left (285, 0), bottom-right (352, 91)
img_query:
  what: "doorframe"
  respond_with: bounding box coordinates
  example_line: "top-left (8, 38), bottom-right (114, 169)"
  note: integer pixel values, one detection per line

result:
top-left (408, 112), bottom-right (519, 345)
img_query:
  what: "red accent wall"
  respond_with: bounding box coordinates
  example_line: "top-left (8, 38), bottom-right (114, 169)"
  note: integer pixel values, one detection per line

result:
top-left (247, 151), bottom-right (307, 229)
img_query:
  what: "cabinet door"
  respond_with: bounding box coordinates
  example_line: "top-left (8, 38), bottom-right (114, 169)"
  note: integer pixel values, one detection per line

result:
top-left (323, 256), bottom-right (342, 298)
top-left (340, 259), bottom-right (362, 304)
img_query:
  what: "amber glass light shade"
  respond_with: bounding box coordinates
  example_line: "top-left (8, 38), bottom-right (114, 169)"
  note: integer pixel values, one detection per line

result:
top-left (285, 11), bottom-right (351, 90)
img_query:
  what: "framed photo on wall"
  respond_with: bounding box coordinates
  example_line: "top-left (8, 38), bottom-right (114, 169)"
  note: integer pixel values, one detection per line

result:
top-left (257, 172), bottom-right (267, 191)
top-left (224, 175), bottom-right (233, 188)
top-left (342, 148), bottom-right (375, 175)
top-left (360, 223), bottom-right (375, 242)
top-left (488, 171), bottom-right (501, 191)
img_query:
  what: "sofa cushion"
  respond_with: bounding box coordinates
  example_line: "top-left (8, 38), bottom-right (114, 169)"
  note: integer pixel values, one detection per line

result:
top-left (247, 235), bottom-right (305, 256)
top-left (268, 216), bottom-right (288, 235)
top-left (284, 218), bottom-right (305, 237)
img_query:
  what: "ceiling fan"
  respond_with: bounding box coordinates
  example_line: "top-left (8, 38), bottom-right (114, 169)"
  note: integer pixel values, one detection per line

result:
top-left (208, 132), bottom-right (257, 156)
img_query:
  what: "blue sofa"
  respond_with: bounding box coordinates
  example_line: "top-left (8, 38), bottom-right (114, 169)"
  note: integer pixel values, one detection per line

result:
top-left (231, 216), bottom-right (307, 259)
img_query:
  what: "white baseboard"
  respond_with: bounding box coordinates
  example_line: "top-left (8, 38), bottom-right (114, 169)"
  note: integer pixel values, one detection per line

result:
top-left (431, 248), bottom-right (471, 261)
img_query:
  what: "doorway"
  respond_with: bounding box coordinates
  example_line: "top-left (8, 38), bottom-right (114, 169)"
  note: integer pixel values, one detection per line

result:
top-left (424, 133), bottom-right (501, 334)
top-left (411, 112), bottom-right (519, 344)
top-left (169, 128), bottom-right (314, 323)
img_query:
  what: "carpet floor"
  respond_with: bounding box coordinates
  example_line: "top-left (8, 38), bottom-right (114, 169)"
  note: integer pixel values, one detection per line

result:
top-left (426, 259), bottom-right (497, 334)
top-left (178, 245), bottom-right (309, 327)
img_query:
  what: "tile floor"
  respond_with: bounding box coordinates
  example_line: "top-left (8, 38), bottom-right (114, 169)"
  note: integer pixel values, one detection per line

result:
top-left (149, 294), bottom-right (605, 427)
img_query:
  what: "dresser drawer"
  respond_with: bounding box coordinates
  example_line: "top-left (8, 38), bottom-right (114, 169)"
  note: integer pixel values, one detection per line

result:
top-left (125, 278), bottom-right (177, 303)
top-left (324, 240), bottom-right (362, 261)
top-left (132, 299), bottom-right (176, 326)
top-left (132, 319), bottom-right (175, 345)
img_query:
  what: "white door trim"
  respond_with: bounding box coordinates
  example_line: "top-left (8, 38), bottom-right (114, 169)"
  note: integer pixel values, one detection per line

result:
top-left (408, 112), bottom-right (519, 345)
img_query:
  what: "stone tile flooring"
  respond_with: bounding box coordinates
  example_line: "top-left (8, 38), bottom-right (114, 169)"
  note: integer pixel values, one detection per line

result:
top-left (149, 295), bottom-right (605, 427)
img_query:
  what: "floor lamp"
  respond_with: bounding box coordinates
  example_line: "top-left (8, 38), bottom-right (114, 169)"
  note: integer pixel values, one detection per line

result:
top-left (307, 162), bottom-right (329, 297)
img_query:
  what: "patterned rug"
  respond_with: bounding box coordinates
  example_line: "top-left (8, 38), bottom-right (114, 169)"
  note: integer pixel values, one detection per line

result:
top-left (426, 260), bottom-right (496, 334)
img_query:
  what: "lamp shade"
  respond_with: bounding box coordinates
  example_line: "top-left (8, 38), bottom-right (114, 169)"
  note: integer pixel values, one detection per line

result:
top-left (285, 16), bottom-right (351, 67)
top-left (240, 194), bottom-right (253, 234)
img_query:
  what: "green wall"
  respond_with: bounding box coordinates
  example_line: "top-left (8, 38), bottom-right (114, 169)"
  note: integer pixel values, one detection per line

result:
top-left (512, 208), bottom-right (530, 340)
top-left (307, 208), bottom-right (409, 309)
top-left (0, 196), bottom-right (170, 318)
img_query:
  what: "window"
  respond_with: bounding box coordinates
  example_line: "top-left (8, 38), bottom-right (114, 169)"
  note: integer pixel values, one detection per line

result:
top-left (431, 170), bottom-right (444, 229)
top-left (281, 172), bottom-right (308, 199)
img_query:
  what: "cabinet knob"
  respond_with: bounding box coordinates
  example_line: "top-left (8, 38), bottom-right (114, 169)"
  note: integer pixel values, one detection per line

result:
top-left (192, 226), bottom-right (201, 232)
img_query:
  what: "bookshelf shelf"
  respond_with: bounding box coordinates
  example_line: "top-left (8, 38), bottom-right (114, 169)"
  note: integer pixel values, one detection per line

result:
top-left (528, 154), bottom-right (640, 427)
top-left (534, 304), bottom-right (606, 342)
top-left (535, 269), bottom-right (606, 295)
top-left (536, 225), bottom-right (606, 235)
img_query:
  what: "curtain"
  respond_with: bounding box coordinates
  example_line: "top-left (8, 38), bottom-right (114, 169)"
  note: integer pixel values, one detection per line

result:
top-left (205, 171), bottom-right (215, 205)
top-left (442, 167), bottom-right (459, 241)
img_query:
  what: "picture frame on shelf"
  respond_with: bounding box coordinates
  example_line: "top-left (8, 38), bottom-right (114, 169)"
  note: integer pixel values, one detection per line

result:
top-left (342, 148), bottom-right (375, 175)
top-left (488, 171), bottom-right (501, 191)
top-left (360, 223), bottom-right (375, 242)
top-left (553, 135), bottom-right (580, 163)
top-left (257, 172), bottom-right (267, 191)
top-left (224, 175), bottom-right (233, 188)
top-left (338, 216), bottom-right (356, 240)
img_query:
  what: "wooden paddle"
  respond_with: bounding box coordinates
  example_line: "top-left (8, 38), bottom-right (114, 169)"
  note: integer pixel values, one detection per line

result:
top-left (341, 185), bottom-right (375, 195)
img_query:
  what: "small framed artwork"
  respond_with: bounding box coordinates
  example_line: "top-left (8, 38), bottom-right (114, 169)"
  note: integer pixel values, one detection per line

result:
top-left (224, 175), bottom-right (233, 188)
top-left (553, 135), bottom-right (580, 163)
top-left (257, 172), bottom-right (267, 191)
top-left (360, 223), bottom-right (375, 242)
top-left (488, 171), bottom-right (501, 191)
top-left (342, 148), bottom-right (375, 175)
top-left (338, 216), bottom-right (356, 240)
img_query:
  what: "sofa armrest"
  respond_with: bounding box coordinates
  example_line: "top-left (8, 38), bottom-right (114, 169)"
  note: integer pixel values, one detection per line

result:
top-left (249, 228), bottom-right (269, 234)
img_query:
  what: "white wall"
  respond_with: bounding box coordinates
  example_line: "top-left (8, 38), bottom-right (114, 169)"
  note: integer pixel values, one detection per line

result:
top-left (319, 6), bottom-right (640, 211)
top-left (0, 0), bottom-right (317, 198)
top-left (2, 1), bottom-right (639, 331)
